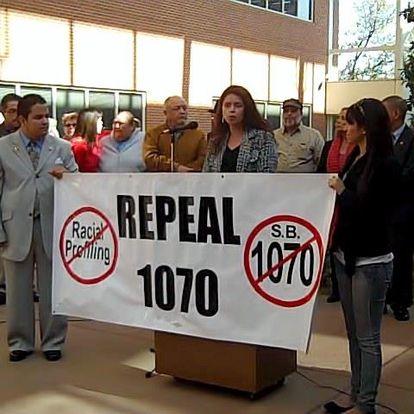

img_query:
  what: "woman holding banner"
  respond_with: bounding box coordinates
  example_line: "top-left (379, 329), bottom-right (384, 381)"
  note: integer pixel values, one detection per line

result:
top-left (202, 85), bottom-right (277, 173)
top-left (327, 98), bottom-right (400, 414)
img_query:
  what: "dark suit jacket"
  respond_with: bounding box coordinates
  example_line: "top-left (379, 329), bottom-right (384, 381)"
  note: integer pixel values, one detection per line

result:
top-left (393, 125), bottom-right (414, 224)
top-left (394, 126), bottom-right (414, 183)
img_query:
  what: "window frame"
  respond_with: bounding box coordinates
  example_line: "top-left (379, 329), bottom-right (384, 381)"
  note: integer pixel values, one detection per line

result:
top-left (231, 0), bottom-right (314, 22)
top-left (328, 0), bottom-right (404, 82)
top-left (0, 81), bottom-right (147, 134)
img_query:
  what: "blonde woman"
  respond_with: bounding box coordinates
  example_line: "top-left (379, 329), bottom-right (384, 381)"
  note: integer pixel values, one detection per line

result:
top-left (71, 108), bottom-right (103, 172)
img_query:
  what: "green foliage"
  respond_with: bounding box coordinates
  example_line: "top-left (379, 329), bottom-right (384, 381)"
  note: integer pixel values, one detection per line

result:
top-left (401, 7), bottom-right (414, 111)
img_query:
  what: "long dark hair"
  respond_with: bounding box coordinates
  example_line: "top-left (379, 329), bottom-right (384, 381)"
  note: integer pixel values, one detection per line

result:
top-left (344, 98), bottom-right (393, 193)
top-left (75, 108), bottom-right (102, 144)
top-left (210, 85), bottom-right (268, 151)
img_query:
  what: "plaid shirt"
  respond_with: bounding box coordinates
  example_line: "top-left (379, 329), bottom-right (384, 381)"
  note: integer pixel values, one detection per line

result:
top-left (203, 128), bottom-right (278, 173)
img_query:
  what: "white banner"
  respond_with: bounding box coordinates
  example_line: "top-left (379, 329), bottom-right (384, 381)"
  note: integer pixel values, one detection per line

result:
top-left (52, 173), bottom-right (335, 351)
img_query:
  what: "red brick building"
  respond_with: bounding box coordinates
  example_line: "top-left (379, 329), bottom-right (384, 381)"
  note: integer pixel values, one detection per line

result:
top-left (0, 0), bottom-right (329, 134)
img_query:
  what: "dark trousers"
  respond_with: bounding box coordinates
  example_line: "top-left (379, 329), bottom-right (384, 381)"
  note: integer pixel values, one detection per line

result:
top-left (389, 208), bottom-right (414, 308)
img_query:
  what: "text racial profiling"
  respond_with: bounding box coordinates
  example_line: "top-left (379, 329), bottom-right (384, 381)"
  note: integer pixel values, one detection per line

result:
top-left (65, 220), bottom-right (111, 265)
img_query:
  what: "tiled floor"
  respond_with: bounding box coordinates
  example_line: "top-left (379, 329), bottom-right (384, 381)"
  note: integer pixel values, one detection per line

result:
top-left (0, 296), bottom-right (412, 414)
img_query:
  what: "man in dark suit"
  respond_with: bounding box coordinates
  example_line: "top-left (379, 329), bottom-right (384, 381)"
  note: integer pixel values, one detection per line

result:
top-left (383, 95), bottom-right (414, 321)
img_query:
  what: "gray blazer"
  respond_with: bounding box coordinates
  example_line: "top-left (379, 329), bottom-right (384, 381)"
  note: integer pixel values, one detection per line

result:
top-left (203, 128), bottom-right (278, 173)
top-left (0, 131), bottom-right (78, 261)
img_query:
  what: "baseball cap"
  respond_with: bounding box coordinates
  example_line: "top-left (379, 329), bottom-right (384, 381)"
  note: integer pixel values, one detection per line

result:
top-left (282, 98), bottom-right (303, 110)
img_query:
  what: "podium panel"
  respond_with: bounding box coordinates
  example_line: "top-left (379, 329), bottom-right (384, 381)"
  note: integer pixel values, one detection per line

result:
top-left (155, 332), bottom-right (297, 394)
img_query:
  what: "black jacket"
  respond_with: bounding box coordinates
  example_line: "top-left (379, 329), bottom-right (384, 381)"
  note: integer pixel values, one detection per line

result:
top-left (316, 140), bottom-right (332, 173)
top-left (334, 148), bottom-right (401, 275)
top-left (393, 125), bottom-right (414, 202)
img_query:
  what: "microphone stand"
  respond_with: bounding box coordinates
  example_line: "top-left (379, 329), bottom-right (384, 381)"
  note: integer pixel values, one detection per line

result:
top-left (170, 130), bottom-right (179, 173)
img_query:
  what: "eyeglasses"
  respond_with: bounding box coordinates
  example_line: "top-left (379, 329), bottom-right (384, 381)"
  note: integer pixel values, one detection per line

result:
top-left (64, 123), bottom-right (76, 128)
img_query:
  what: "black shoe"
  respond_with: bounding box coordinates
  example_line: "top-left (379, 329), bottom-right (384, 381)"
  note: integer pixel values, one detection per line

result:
top-left (392, 306), bottom-right (410, 322)
top-left (323, 401), bottom-right (354, 413)
top-left (33, 291), bottom-right (39, 303)
top-left (9, 350), bottom-right (33, 362)
top-left (326, 294), bottom-right (340, 303)
top-left (0, 291), bottom-right (5, 306)
top-left (43, 350), bottom-right (62, 361)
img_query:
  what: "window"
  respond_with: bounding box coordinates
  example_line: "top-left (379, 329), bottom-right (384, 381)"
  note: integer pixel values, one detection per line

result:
top-left (269, 55), bottom-right (299, 102)
top-left (56, 89), bottom-right (85, 135)
top-left (0, 82), bottom-right (146, 135)
top-left (0, 12), bottom-right (70, 85)
top-left (136, 33), bottom-right (184, 104)
top-left (233, 0), bottom-right (313, 21)
top-left (284, 0), bottom-right (298, 16)
top-left (251, 0), bottom-right (266, 7)
top-left (20, 86), bottom-right (53, 115)
top-left (232, 49), bottom-right (269, 101)
top-left (0, 84), bottom-right (16, 124)
top-left (0, 8), bottom-right (7, 58)
top-left (256, 102), bottom-right (266, 118)
top-left (0, 84), bottom-right (16, 100)
top-left (89, 91), bottom-right (116, 130)
top-left (337, 51), bottom-right (395, 81)
top-left (266, 103), bottom-right (282, 130)
top-left (269, 1), bottom-right (283, 12)
top-left (73, 23), bottom-right (134, 90)
top-left (328, 0), bottom-right (398, 82)
top-left (119, 93), bottom-right (145, 128)
top-left (302, 105), bottom-right (311, 127)
top-left (303, 62), bottom-right (314, 104)
top-left (312, 64), bottom-right (326, 114)
top-left (189, 42), bottom-right (231, 107)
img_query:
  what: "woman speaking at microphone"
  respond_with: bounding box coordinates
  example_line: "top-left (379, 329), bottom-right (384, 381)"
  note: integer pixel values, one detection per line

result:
top-left (203, 85), bottom-right (277, 173)
top-left (326, 98), bottom-right (400, 414)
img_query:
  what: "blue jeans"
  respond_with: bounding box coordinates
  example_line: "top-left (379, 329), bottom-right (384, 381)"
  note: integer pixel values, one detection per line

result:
top-left (334, 258), bottom-right (392, 414)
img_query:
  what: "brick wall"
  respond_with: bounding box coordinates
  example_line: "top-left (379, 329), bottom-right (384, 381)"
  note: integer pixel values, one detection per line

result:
top-left (2, 0), bottom-right (329, 135)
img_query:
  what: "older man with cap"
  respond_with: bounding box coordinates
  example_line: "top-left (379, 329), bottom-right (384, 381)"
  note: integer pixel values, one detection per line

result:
top-left (274, 98), bottom-right (324, 173)
top-left (99, 111), bottom-right (146, 173)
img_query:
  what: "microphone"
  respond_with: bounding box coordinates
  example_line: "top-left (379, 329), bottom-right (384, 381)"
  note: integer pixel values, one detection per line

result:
top-left (162, 121), bottom-right (198, 134)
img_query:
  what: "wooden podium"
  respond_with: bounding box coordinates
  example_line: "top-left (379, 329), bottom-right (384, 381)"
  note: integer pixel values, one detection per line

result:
top-left (155, 332), bottom-right (297, 397)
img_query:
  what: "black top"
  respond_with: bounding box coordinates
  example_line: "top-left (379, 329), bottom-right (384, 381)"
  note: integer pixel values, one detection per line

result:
top-left (220, 145), bottom-right (240, 172)
top-left (393, 125), bottom-right (414, 204)
top-left (0, 123), bottom-right (18, 138)
top-left (333, 148), bottom-right (401, 275)
top-left (316, 140), bottom-right (332, 173)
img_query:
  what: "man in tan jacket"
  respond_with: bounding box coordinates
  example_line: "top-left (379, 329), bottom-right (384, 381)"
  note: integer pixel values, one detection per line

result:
top-left (144, 96), bottom-right (206, 172)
